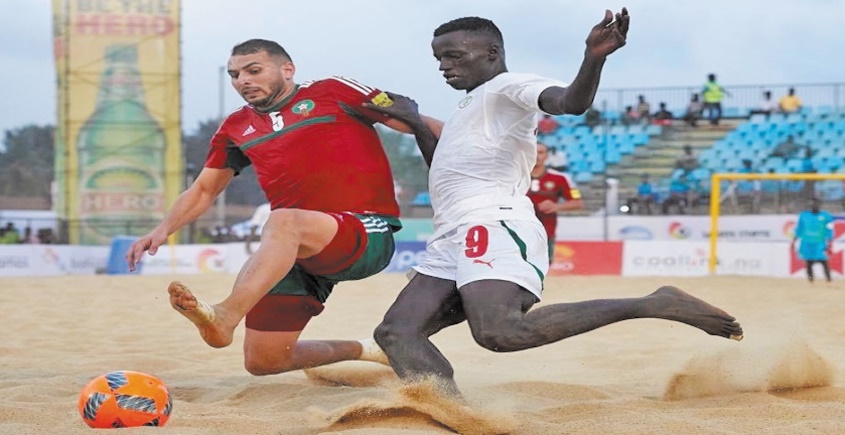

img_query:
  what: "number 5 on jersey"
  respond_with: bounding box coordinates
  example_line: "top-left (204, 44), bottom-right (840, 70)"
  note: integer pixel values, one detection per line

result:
top-left (269, 111), bottom-right (284, 131)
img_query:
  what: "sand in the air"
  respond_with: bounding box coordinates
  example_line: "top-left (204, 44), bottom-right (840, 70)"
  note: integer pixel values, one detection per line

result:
top-left (1, 273), bottom-right (844, 434)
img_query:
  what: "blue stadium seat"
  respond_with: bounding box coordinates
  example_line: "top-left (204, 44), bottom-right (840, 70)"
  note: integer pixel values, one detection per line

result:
top-left (690, 168), bottom-right (711, 181)
top-left (568, 160), bottom-right (590, 173)
top-left (749, 113), bottom-right (767, 124)
top-left (410, 192), bottom-right (431, 207)
top-left (723, 107), bottom-right (743, 118)
top-left (816, 106), bottom-right (834, 117)
top-left (645, 125), bottom-right (662, 136)
top-left (574, 171), bottom-right (593, 183)
top-left (768, 113), bottom-right (787, 124)
top-left (617, 139), bottom-right (635, 154)
top-left (603, 111), bottom-right (621, 123)
top-left (589, 160), bottom-right (606, 173)
top-left (605, 149), bottom-right (622, 164)
top-left (785, 158), bottom-right (805, 172)
top-left (817, 180), bottom-right (844, 201)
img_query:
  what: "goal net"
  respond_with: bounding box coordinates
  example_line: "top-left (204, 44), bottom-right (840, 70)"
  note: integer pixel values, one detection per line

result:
top-left (707, 172), bottom-right (845, 273)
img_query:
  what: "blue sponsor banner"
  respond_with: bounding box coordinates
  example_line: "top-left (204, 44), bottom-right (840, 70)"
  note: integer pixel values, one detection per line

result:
top-left (384, 241), bottom-right (427, 273)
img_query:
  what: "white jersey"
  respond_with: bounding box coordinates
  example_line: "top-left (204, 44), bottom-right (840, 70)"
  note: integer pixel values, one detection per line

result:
top-left (428, 72), bottom-right (568, 240)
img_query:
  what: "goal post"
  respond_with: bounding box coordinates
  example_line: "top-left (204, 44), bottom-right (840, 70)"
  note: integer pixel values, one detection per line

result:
top-left (708, 172), bottom-right (845, 274)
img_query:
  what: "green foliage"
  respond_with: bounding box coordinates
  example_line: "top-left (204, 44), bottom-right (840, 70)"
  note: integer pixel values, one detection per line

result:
top-left (375, 126), bottom-right (429, 204)
top-left (182, 119), bottom-right (266, 206)
top-left (0, 125), bottom-right (55, 197)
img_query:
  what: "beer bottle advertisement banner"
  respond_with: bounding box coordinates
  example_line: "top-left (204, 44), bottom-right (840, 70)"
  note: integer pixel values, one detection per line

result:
top-left (52, 0), bottom-right (182, 245)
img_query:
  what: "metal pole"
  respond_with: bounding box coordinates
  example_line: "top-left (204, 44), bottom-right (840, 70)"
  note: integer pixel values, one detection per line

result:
top-left (215, 66), bottom-right (226, 227)
top-left (601, 100), bottom-right (609, 241)
top-left (708, 174), bottom-right (721, 274)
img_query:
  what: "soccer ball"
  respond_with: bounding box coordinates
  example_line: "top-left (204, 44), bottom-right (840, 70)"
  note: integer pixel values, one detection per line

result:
top-left (78, 370), bottom-right (173, 428)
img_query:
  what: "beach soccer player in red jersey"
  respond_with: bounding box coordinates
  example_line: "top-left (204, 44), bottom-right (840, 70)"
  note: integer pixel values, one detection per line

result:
top-left (126, 39), bottom-right (441, 376)
top-left (527, 142), bottom-right (585, 262)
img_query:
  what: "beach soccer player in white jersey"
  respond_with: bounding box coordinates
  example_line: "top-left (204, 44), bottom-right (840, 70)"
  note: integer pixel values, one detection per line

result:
top-left (361, 9), bottom-right (743, 397)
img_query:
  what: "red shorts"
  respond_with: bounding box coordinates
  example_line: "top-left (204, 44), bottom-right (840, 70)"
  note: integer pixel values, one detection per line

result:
top-left (244, 212), bottom-right (371, 332)
top-left (297, 212), bottom-right (367, 275)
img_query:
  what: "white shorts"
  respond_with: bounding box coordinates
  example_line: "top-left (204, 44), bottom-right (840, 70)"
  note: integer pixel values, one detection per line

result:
top-left (412, 220), bottom-right (550, 300)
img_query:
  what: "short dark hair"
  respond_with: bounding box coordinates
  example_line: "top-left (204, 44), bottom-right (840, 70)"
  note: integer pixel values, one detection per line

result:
top-left (231, 39), bottom-right (292, 61)
top-left (434, 17), bottom-right (503, 44)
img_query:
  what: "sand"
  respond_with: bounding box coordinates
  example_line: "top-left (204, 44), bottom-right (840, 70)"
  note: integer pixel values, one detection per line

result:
top-left (1, 273), bottom-right (843, 434)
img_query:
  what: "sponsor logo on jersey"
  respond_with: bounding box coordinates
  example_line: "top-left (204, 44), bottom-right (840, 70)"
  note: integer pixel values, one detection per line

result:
top-left (292, 99), bottom-right (315, 116)
top-left (458, 96), bottom-right (473, 109)
top-left (241, 125), bottom-right (256, 136)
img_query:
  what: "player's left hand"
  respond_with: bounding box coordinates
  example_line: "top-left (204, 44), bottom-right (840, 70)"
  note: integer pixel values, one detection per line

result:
top-left (537, 200), bottom-right (559, 214)
top-left (585, 7), bottom-right (629, 58)
top-left (361, 91), bottom-right (422, 125)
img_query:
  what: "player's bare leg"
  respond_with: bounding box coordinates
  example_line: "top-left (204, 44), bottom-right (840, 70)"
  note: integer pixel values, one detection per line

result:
top-left (460, 282), bottom-right (744, 353)
top-left (243, 330), bottom-right (389, 375)
top-left (168, 209), bottom-right (338, 348)
top-left (375, 274), bottom-right (467, 398)
top-left (169, 281), bottom-right (238, 348)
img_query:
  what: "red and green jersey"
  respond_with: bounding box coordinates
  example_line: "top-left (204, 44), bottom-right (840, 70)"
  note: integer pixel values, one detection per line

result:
top-left (527, 168), bottom-right (581, 239)
top-left (205, 76), bottom-right (399, 217)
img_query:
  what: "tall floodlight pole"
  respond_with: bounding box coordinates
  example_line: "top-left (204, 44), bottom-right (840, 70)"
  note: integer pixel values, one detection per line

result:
top-left (215, 65), bottom-right (226, 227)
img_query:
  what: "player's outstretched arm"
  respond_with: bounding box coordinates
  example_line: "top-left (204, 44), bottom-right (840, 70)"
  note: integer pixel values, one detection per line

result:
top-left (364, 92), bottom-right (441, 167)
top-left (126, 167), bottom-right (233, 270)
top-left (540, 8), bottom-right (630, 115)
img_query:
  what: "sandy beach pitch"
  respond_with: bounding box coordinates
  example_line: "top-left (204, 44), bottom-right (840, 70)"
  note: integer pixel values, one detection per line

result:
top-left (1, 273), bottom-right (842, 434)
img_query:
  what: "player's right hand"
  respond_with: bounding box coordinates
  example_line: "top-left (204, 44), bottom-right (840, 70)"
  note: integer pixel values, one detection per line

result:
top-left (126, 228), bottom-right (168, 272)
top-left (361, 91), bottom-right (422, 124)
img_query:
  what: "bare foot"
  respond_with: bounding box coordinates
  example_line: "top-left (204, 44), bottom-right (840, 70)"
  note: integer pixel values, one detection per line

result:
top-left (358, 338), bottom-right (391, 366)
top-left (645, 286), bottom-right (743, 341)
top-left (168, 281), bottom-right (235, 348)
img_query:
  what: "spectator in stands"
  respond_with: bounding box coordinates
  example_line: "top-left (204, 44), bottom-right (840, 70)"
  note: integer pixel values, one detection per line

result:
top-left (627, 173), bottom-right (655, 215)
top-left (770, 135), bottom-right (803, 159)
top-left (701, 73), bottom-right (730, 126)
top-left (779, 87), bottom-right (803, 114)
top-left (584, 106), bottom-right (602, 128)
top-left (621, 105), bottom-right (640, 126)
top-left (652, 102), bottom-right (673, 126)
top-left (791, 197), bottom-right (833, 283)
top-left (749, 90), bottom-right (777, 117)
top-left (682, 93), bottom-right (703, 127)
top-left (675, 144), bottom-right (700, 175)
top-left (538, 114), bottom-right (561, 136)
top-left (636, 94), bottom-right (651, 124)
top-left (662, 173), bottom-right (691, 215)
